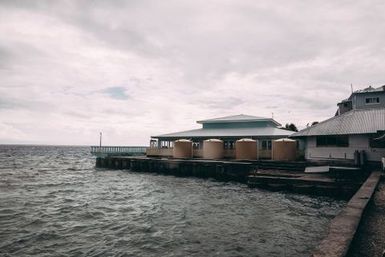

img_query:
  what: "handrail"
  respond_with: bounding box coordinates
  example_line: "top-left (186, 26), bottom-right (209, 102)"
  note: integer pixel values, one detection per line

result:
top-left (90, 146), bottom-right (148, 156)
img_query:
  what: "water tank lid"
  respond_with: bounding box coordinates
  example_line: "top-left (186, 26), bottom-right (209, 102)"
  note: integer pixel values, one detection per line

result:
top-left (175, 139), bottom-right (192, 142)
top-left (274, 138), bottom-right (296, 142)
top-left (204, 139), bottom-right (223, 142)
top-left (236, 138), bottom-right (256, 142)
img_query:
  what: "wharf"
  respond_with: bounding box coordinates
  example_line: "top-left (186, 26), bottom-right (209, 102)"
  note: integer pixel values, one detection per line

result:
top-left (248, 169), bottom-right (365, 198)
top-left (96, 156), bottom-right (253, 182)
top-left (347, 175), bottom-right (385, 257)
top-left (95, 156), bottom-right (367, 197)
top-left (311, 171), bottom-right (382, 257)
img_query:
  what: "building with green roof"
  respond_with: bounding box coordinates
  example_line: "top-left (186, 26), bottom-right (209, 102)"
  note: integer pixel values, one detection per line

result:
top-left (148, 114), bottom-right (293, 159)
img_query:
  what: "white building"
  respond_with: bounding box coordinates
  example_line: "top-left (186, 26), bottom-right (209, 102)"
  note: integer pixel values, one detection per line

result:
top-left (291, 86), bottom-right (385, 163)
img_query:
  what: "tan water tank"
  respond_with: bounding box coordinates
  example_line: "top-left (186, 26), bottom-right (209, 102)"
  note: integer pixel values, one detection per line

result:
top-left (272, 138), bottom-right (297, 161)
top-left (235, 138), bottom-right (257, 160)
top-left (203, 139), bottom-right (224, 159)
top-left (173, 139), bottom-right (193, 158)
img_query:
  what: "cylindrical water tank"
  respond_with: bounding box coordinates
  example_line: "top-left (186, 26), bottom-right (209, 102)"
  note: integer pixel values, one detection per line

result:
top-left (173, 139), bottom-right (193, 158)
top-left (235, 138), bottom-right (257, 160)
top-left (272, 138), bottom-right (297, 161)
top-left (203, 139), bottom-right (224, 159)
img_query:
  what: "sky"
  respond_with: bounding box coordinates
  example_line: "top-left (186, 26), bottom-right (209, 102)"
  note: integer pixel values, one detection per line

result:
top-left (0, 0), bottom-right (385, 146)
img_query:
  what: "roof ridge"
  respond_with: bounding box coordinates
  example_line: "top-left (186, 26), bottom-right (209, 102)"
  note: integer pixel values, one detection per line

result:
top-left (200, 114), bottom-right (267, 120)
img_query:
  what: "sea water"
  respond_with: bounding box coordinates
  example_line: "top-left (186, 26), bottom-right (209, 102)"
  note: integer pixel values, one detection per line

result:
top-left (0, 145), bottom-right (345, 257)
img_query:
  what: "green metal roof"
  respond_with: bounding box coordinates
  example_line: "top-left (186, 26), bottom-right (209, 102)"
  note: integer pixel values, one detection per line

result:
top-left (153, 127), bottom-right (293, 139)
top-left (196, 114), bottom-right (281, 126)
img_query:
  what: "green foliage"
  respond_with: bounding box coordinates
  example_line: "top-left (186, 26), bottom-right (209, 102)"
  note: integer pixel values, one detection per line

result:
top-left (285, 123), bottom-right (298, 132)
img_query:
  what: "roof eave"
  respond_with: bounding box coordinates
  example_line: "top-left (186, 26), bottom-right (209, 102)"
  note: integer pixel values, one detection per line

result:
top-left (197, 118), bottom-right (281, 126)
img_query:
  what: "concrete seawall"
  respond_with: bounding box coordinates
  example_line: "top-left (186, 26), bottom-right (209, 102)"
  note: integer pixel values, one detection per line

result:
top-left (311, 171), bottom-right (382, 257)
top-left (96, 156), bottom-right (367, 198)
top-left (96, 156), bottom-right (254, 182)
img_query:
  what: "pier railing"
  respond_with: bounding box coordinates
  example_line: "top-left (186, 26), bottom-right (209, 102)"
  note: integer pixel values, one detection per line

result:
top-left (91, 146), bottom-right (147, 157)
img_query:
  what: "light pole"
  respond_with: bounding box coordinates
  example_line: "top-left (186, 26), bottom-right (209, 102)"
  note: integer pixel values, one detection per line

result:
top-left (99, 132), bottom-right (102, 150)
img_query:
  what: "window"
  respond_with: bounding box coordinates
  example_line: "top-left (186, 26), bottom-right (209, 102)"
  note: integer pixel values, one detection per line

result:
top-left (316, 135), bottom-right (349, 147)
top-left (365, 97), bottom-right (380, 104)
top-left (369, 133), bottom-right (385, 148)
top-left (224, 141), bottom-right (234, 149)
top-left (261, 140), bottom-right (272, 150)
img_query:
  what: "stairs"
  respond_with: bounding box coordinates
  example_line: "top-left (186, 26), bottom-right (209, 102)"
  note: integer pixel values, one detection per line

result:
top-left (254, 160), bottom-right (308, 171)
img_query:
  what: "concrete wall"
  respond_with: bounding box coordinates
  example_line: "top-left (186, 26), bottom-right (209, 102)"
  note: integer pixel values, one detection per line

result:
top-left (304, 135), bottom-right (385, 162)
top-left (146, 148), bottom-right (173, 157)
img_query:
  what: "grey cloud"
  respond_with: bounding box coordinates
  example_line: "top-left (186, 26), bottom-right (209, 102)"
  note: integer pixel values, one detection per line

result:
top-left (203, 97), bottom-right (244, 110)
top-left (1, 0), bottom-right (385, 145)
top-left (0, 97), bottom-right (53, 110)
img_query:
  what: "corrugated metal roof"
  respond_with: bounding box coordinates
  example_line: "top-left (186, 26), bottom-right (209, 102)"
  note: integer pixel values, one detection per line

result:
top-left (153, 127), bottom-right (293, 139)
top-left (291, 108), bottom-right (385, 137)
top-left (196, 114), bottom-right (280, 125)
top-left (354, 85), bottom-right (385, 93)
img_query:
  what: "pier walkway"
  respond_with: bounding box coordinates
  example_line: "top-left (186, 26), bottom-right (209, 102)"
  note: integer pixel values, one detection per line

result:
top-left (347, 176), bottom-right (385, 257)
top-left (311, 171), bottom-right (382, 257)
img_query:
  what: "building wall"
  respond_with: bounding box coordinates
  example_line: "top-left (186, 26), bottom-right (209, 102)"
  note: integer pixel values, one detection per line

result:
top-left (146, 148), bottom-right (173, 157)
top-left (353, 91), bottom-right (385, 110)
top-left (304, 135), bottom-right (385, 162)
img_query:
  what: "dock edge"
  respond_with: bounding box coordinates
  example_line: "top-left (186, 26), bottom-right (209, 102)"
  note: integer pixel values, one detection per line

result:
top-left (310, 171), bottom-right (382, 257)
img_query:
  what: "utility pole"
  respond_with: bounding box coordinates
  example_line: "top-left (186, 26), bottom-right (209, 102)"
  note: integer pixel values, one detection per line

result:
top-left (99, 132), bottom-right (102, 148)
top-left (351, 83), bottom-right (353, 93)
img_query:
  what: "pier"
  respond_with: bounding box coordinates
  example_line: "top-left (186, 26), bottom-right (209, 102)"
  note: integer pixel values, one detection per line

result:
top-left (247, 166), bottom-right (367, 198)
top-left (94, 154), bottom-right (370, 198)
top-left (311, 171), bottom-right (382, 257)
top-left (96, 156), bottom-right (253, 182)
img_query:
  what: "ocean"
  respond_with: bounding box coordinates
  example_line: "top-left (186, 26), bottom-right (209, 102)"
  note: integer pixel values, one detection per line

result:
top-left (0, 145), bottom-right (345, 257)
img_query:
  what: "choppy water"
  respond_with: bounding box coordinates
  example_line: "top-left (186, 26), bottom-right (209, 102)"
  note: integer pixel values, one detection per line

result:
top-left (0, 145), bottom-right (345, 257)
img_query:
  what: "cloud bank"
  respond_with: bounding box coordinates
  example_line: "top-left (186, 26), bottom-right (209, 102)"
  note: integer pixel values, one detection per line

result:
top-left (0, 0), bottom-right (384, 145)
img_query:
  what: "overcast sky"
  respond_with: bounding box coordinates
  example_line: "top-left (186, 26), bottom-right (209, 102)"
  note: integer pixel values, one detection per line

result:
top-left (0, 0), bottom-right (384, 145)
